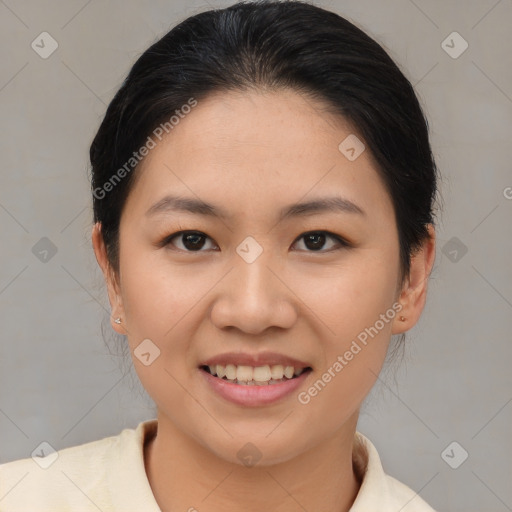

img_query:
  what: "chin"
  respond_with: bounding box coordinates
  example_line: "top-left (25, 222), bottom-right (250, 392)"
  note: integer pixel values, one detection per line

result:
top-left (199, 430), bottom-right (311, 468)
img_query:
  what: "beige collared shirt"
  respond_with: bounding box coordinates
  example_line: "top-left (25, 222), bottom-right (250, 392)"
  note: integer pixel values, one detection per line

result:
top-left (0, 419), bottom-right (436, 511)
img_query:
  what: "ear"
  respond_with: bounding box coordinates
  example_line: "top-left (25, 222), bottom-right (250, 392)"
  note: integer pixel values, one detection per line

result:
top-left (392, 224), bottom-right (436, 334)
top-left (91, 222), bottom-right (126, 335)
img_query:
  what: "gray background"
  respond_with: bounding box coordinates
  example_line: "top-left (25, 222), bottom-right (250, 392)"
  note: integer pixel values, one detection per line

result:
top-left (1, 1), bottom-right (511, 511)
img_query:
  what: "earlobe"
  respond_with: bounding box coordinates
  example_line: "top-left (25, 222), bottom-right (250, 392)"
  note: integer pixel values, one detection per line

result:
top-left (91, 222), bottom-right (126, 335)
top-left (392, 224), bottom-right (436, 335)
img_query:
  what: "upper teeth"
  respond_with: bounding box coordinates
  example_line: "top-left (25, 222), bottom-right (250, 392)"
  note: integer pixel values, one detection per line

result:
top-left (207, 364), bottom-right (305, 382)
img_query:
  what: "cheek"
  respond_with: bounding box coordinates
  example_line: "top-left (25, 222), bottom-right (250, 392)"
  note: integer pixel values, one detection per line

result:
top-left (296, 270), bottom-right (396, 427)
top-left (289, 250), bottom-right (399, 342)
top-left (118, 254), bottom-right (203, 411)
top-left (296, 350), bottom-right (383, 439)
top-left (118, 250), bottom-right (223, 398)
top-left (290, 253), bottom-right (397, 404)
top-left (119, 249), bottom-right (208, 342)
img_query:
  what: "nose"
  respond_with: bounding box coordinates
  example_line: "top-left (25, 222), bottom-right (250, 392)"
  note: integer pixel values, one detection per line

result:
top-left (209, 245), bottom-right (298, 335)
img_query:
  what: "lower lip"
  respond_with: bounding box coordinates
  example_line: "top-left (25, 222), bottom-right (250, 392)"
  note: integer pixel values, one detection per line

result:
top-left (199, 368), bottom-right (312, 407)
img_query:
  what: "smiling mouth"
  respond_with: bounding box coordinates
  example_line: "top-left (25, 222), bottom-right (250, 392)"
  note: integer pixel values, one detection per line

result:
top-left (199, 364), bottom-right (313, 386)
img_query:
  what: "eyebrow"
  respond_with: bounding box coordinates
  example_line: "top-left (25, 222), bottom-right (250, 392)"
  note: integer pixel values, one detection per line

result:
top-left (145, 194), bottom-right (366, 220)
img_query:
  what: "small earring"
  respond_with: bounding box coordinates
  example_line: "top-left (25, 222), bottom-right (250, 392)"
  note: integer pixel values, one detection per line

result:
top-left (399, 316), bottom-right (406, 322)
top-left (114, 317), bottom-right (122, 324)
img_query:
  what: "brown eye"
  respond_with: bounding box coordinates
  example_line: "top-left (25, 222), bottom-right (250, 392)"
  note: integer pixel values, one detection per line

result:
top-left (164, 231), bottom-right (217, 252)
top-left (161, 229), bottom-right (349, 253)
top-left (292, 231), bottom-right (349, 252)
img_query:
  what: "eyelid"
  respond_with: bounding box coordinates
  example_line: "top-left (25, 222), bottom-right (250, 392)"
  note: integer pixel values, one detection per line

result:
top-left (160, 230), bottom-right (218, 251)
top-left (291, 230), bottom-right (350, 251)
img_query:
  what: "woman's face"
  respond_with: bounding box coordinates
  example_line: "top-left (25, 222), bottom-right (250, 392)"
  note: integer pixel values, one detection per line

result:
top-left (100, 89), bottom-right (411, 464)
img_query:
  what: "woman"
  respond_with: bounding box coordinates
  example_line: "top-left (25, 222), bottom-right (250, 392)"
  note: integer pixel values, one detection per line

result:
top-left (0, 1), bottom-right (439, 510)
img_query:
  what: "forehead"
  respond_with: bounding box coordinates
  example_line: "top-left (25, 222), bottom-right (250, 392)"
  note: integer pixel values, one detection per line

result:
top-left (124, 89), bottom-right (394, 225)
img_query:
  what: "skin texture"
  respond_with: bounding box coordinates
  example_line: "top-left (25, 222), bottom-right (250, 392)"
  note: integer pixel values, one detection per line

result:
top-left (92, 89), bottom-right (436, 512)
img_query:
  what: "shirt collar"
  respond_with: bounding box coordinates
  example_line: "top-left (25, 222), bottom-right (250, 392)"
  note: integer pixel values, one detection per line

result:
top-left (349, 431), bottom-right (394, 510)
top-left (106, 418), bottom-right (160, 511)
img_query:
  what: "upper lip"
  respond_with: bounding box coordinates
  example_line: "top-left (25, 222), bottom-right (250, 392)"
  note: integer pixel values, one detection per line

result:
top-left (200, 351), bottom-right (312, 369)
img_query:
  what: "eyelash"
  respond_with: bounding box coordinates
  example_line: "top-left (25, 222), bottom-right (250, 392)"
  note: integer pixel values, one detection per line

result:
top-left (159, 230), bottom-right (351, 253)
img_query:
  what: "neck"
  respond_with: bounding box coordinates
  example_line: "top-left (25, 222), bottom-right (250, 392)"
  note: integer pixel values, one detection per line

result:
top-left (144, 411), bottom-right (363, 512)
